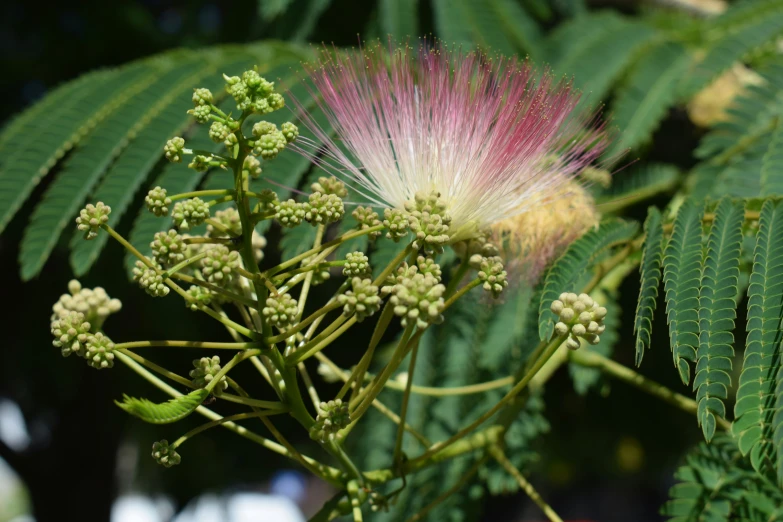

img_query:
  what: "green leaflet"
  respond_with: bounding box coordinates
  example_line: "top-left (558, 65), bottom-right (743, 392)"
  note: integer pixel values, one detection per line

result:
top-left (597, 162), bottom-right (680, 217)
top-left (18, 58), bottom-right (195, 280)
top-left (662, 436), bottom-right (783, 522)
top-left (0, 64), bottom-right (150, 237)
top-left (431, 0), bottom-right (542, 57)
top-left (634, 207), bottom-right (665, 366)
top-left (538, 219), bottom-right (640, 342)
top-left (734, 200), bottom-right (783, 477)
top-left (761, 118), bottom-right (783, 197)
top-left (117, 389), bottom-right (208, 424)
top-left (694, 198), bottom-right (744, 442)
top-left (608, 42), bottom-right (691, 155)
top-left (663, 199), bottom-right (703, 385)
top-left (379, 0), bottom-right (419, 40)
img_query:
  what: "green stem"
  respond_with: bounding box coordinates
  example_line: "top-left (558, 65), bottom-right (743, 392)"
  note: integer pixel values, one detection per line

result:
top-left (273, 260), bottom-right (346, 282)
top-left (289, 316), bottom-right (358, 365)
top-left (163, 251), bottom-right (209, 277)
top-left (344, 302), bottom-right (395, 402)
top-left (347, 480), bottom-right (364, 521)
top-left (117, 349), bottom-right (193, 388)
top-left (169, 189), bottom-right (233, 201)
top-left (116, 340), bottom-right (260, 350)
top-left (444, 255), bottom-right (471, 299)
top-left (217, 392), bottom-right (287, 410)
top-left (172, 272), bottom-right (258, 307)
top-left (171, 411), bottom-right (284, 449)
top-left (393, 340), bottom-right (420, 465)
top-left (369, 373), bottom-right (513, 397)
top-left (489, 446), bottom-right (563, 522)
top-left (205, 349), bottom-right (261, 394)
top-left (267, 301), bottom-right (343, 344)
top-left (442, 278), bottom-right (481, 311)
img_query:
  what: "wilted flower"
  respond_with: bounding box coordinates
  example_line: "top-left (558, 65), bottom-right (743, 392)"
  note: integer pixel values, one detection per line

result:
top-left (292, 41), bottom-right (610, 243)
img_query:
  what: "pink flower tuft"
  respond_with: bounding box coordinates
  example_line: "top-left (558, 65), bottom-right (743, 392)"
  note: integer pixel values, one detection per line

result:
top-left (290, 41), bottom-right (611, 241)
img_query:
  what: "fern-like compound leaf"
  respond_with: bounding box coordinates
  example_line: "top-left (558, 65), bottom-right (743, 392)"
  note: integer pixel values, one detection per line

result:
top-left (634, 207), bottom-right (665, 366)
top-left (694, 198), bottom-right (744, 442)
top-left (733, 199), bottom-right (783, 476)
top-left (663, 199), bottom-right (703, 385)
top-left (117, 389), bottom-right (209, 424)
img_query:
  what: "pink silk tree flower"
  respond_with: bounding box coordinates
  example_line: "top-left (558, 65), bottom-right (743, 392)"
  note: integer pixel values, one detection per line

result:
top-left (291, 42), bottom-right (611, 243)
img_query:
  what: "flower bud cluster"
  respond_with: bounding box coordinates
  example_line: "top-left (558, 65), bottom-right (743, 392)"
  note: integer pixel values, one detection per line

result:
top-left (470, 255), bottom-right (508, 298)
top-left (311, 176), bottom-right (347, 198)
top-left (251, 121), bottom-right (290, 159)
top-left (304, 192), bottom-right (344, 225)
top-left (172, 198), bottom-right (210, 230)
top-left (145, 187), bottom-right (171, 217)
top-left (342, 252), bottom-right (371, 278)
top-left (152, 440), bottom-right (181, 467)
top-left (51, 311), bottom-right (91, 357)
top-left (243, 155), bottom-right (262, 179)
top-left (382, 257), bottom-right (442, 295)
top-left (405, 191), bottom-right (452, 255)
top-left (274, 199), bottom-right (307, 228)
top-left (207, 208), bottom-right (267, 262)
top-left (302, 256), bottom-right (331, 286)
top-left (383, 208), bottom-right (409, 242)
top-left (132, 260), bottom-right (170, 297)
top-left (551, 293), bottom-right (607, 350)
top-left (186, 285), bottom-right (212, 311)
top-left (151, 229), bottom-right (190, 266)
top-left (389, 272), bottom-right (446, 329)
top-left (76, 202), bottom-right (111, 240)
top-left (52, 280), bottom-right (122, 329)
top-left (262, 293), bottom-right (299, 329)
top-left (224, 68), bottom-right (284, 114)
top-left (200, 245), bottom-right (240, 287)
top-left (190, 355), bottom-right (228, 393)
top-left (164, 137), bottom-right (187, 163)
top-left (309, 399), bottom-right (350, 443)
top-left (338, 277), bottom-right (381, 322)
top-left (84, 332), bottom-right (116, 369)
top-left (352, 206), bottom-right (381, 240)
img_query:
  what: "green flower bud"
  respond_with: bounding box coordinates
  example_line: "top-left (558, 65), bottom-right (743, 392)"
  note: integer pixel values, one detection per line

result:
top-left (252, 121), bottom-right (277, 138)
top-left (309, 399), bottom-right (350, 443)
top-left (209, 121), bottom-right (231, 143)
top-left (475, 255), bottom-right (508, 298)
top-left (352, 206), bottom-right (381, 240)
top-left (186, 285), bottom-right (212, 311)
top-left (132, 260), bottom-right (169, 297)
top-left (262, 293), bottom-right (298, 329)
top-left (311, 176), bottom-right (348, 198)
top-left (550, 292), bottom-right (607, 349)
top-left (281, 122), bottom-right (299, 143)
top-left (405, 191), bottom-right (451, 255)
top-left (381, 261), bottom-right (418, 296)
top-left (207, 208), bottom-right (267, 263)
top-left (172, 198), bottom-right (210, 230)
top-left (189, 355), bottom-right (228, 392)
top-left (416, 256), bottom-right (442, 282)
top-left (342, 251), bottom-right (371, 278)
top-left (255, 189), bottom-right (279, 213)
top-left (302, 255), bottom-right (331, 286)
top-left (274, 199), bottom-right (306, 228)
top-left (145, 186), bottom-right (171, 217)
top-left (200, 245), bottom-right (240, 287)
top-left (192, 88), bottom-right (213, 106)
top-left (164, 137), bottom-right (186, 163)
top-left (84, 332), bottom-right (116, 369)
top-left (383, 208), bottom-right (410, 242)
top-left (51, 281), bottom-right (121, 329)
top-left (389, 273), bottom-right (446, 329)
top-left (151, 229), bottom-right (189, 266)
top-left (51, 311), bottom-right (91, 357)
top-left (267, 92), bottom-right (285, 112)
top-left (253, 131), bottom-right (287, 159)
top-left (338, 277), bottom-right (381, 322)
top-left (243, 155), bottom-right (262, 179)
top-left (305, 192), bottom-right (344, 225)
top-left (188, 104), bottom-right (212, 123)
top-left (152, 440), bottom-right (181, 468)
top-left (188, 154), bottom-right (211, 172)
top-left (75, 202), bottom-right (111, 240)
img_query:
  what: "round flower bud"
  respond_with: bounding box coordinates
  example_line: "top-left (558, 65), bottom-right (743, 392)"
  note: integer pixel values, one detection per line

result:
top-left (164, 137), bottom-right (186, 163)
top-left (52, 281), bottom-right (121, 328)
top-left (51, 311), bottom-right (91, 357)
top-left (390, 273), bottom-right (446, 329)
top-left (172, 198), bottom-right (210, 230)
top-left (243, 155), bottom-right (262, 179)
top-left (554, 322), bottom-right (569, 336)
top-left (304, 192), bottom-right (344, 225)
top-left (252, 121), bottom-right (277, 138)
top-left (342, 251), bottom-right (371, 278)
top-left (381, 262), bottom-right (418, 296)
top-left (338, 277), bottom-right (381, 322)
top-left (151, 229), bottom-right (189, 267)
top-left (152, 440), bottom-right (181, 468)
top-left (188, 104), bottom-right (211, 123)
top-left (550, 300), bottom-right (564, 315)
top-left (352, 206), bottom-right (381, 240)
top-left (76, 202), bottom-right (111, 240)
top-left (84, 332), bottom-right (116, 369)
top-left (200, 245), bottom-right (240, 287)
top-left (475, 255), bottom-right (508, 298)
top-left (274, 199), bottom-right (306, 228)
top-left (262, 293), bottom-right (299, 330)
top-left (311, 176), bottom-right (347, 198)
top-left (185, 285), bottom-right (212, 311)
top-left (253, 131), bottom-right (287, 159)
top-left (416, 256), bottom-right (442, 282)
top-left (267, 92), bottom-right (285, 112)
top-left (281, 122), bottom-right (298, 143)
top-left (132, 260), bottom-right (169, 297)
top-left (383, 208), bottom-right (409, 242)
top-left (405, 191), bottom-right (452, 255)
top-left (188, 154), bottom-right (211, 172)
top-left (309, 399), bottom-right (350, 443)
top-left (255, 189), bottom-right (279, 213)
top-left (565, 337), bottom-right (581, 350)
top-left (145, 186), bottom-right (171, 217)
top-left (190, 355), bottom-right (228, 392)
top-left (550, 292), bottom-right (608, 349)
top-left (192, 87), bottom-right (213, 106)
top-left (209, 121), bottom-right (231, 143)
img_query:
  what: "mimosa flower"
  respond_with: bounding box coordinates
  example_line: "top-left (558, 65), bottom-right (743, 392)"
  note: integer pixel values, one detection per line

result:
top-left (291, 41), bottom-right (610, 243)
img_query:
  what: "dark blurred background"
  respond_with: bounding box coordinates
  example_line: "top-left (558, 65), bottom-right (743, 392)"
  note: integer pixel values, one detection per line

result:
top-left (0, 0), bottom-right (707, 521)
